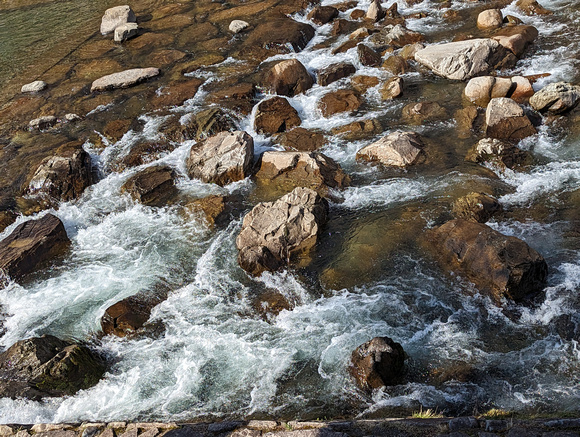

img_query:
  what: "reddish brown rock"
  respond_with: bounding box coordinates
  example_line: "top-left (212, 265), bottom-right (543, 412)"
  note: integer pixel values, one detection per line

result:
top-left (242, 18), bottom-right (315, 59)
top-left (319, 90), bottom-right (362, 117)
top-left (254, 97), bottom-right (301, 134)
top-left (349, 337), bottom-right (406, 390)
top-left (351, 75), bottom-right (380, 93)
top-left (121, 165), bottom-right (177, 207)
top-left (317, 62), bottom-right (356, 86)
top-left (307, 5), bottom-right (339, 24)
top-left (207, 82), bottom-right (256, 115)
top-left (150, 79), bottom-right (205, 109)
top-left (101, 290), bottom-right (166, 337)
top-left (274, 127), bottom-right (326, 151)
top-left (452, 192), bottom-right (503, 223)
top-left (184, 195), bottom-right (240, 228)
top-left (485, 97), bottom-right (537, 140)
top-left (516, 0), bottom-right (552, 15)
top-left (401, 101), bottom-right (447, 125)
top-left (492, 25), bottom-right (539, 57)
top-left (382, 55), bottom-right (408, 75)
top-left (263, 59), bottom-right (314, 97)
top-left (380, 76), bottom-right (403, 100)
top-left (357, 44), bottom-right (382, 67)
top-left (331, 119), bottom-right (381, 140)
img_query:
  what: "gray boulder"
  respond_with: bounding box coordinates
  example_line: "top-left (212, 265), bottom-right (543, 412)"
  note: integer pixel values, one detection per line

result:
top-left (529, 82), bottom-right (580, 114)
top-left (91, 68), bottom-right (160, 92)
top-left (356, 131), bottom-right (425, 167)
top-left (100, 5), bottom-right (136, 35)
top-left (29, 116), bottom-right (57, 130)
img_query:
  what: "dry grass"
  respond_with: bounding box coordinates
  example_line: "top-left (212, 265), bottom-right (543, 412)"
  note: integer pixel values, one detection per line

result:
top-left (412, 407), bottom-right (445, 419)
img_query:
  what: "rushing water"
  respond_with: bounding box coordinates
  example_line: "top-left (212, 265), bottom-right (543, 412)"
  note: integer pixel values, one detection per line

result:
top-left (0, 0), bottom-right (579, 424)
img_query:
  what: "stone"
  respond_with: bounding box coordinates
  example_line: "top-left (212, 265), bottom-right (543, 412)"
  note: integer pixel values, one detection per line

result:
top-left (456, 106), bottom-right (484, 138)
top-left (242, 18), bottom-right (315, 58)
top-left (229, 20), bottom-right (250, 33)
top-left (91, 68), bottom-right (160, 92)
top-left (400, 42), bottom-right (425, 60)
top-left (121, 165), bottom-right (177, 207)
top-left (357, 44), bottom-right (382, 67)
top-left (0, 425), bottom-right (13, 436)
top-left (369, 24), bottom-right (424, 48)
top-left (114, 23), bottom-right (139, 42)
top-left (207, 82), bottom-right (256, 114)
top-left (0, 214), bottom-right (70, 281)
top-left (466, 138), bottom-right (532, 169)
top-left (264, 59), bottom-right (314, 97)
top-left (351, 75), bottom-right (380, 93)
top-left (31, 425), bottom-right (73, 433)
top-left (331, 119), bottom-right (381, 140)
top-left (366, 0), bottom-right (385, 22)
top-left (274, 127), bottom-right (325, 152)
top-left (21, 80), bottom-right (47, 93)
top-left (317, 62), bottom-right (356, 86)
top-left (236, 187), bottom-right (328, 276)
top-left (401, 101), bottom-right (447, 125)
top-left (27, 142), bottom-right (94, 202)
top-left (29, 116), bottom-right (57, 130)
top-left (64, 113), bottom-right (82, 122)
top-left (428, 219), bottom-right (548, 301)
top-left (465, 76), bottom-right (534, 106)
top-left (464, 76), bottom-right (496, 107)
top-left (516, 0), bottom-right (552, 15)
top-left (349, 28), bottom-right (370, 40)
top-left (184, 195), bottom-right (238, 228)
top-left (181, 108), bottom-right (237, 141)
top-left (492, 25), bottom-right (539, 57)
top-left (350, 9), bottom-right (365, 20)
top-left (491, 77), bottom-right (514, 99)
top-left (477, 9), bottom-right (503, 29)
top-left (247, 421), bottom-right (278, 431)
top-left (529, 82), bottom-right (580, 114)
top-left (349, 337), bottom-right (405, 390)
top-left (380, 76), bottom-right (404, 100)
top-left (307, 6), bottom-right (339, 25)
top-left (453, 192), bottom-right (503, 223)
top-left (318, 90), bottom-right (362, 117)
top-left (100, 5), bottom-right (137, 35)
top-left (187, 131), bottom-right (254, 186)
top-left (382, 55), bottom-right (408, 75)
top-left (255, 151), bottom-right (349, 194)
top-left (356, 131), bottom-right (425, 167)
top-left (254, 97), bottom-right (301, 135)
top-left (510, 76), bottom-right (534, 103)
top-left (207, 423), bottom-right (243, 433)
top-left (485, 97), bottom-right (536, 140)
top-left (81, 427), bottom-right (102, 437)
top-left (0, 335), bottom-right (105, 399)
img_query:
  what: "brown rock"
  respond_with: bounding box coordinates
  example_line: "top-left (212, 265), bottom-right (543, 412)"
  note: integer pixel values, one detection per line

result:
top-left (350, 9), bottom-right (365, 20)
top-left (319, 89), bottom-right (362, 117)
top-left (381, 55), bottom-right (408, 75)
top-left (331, 119), bottom-right (381, 140)
top-left (349, 337), bottom-right (405, 390)
top-left (356, 131), bottom-right (425, 167)
top-left (182, 108), bottom-right (238, 141)
top-left (465, 137), bottom-right (532, 169)
top-left (207, 82), bottom-right (256, 115)
top-left (332, 40), bottom-right (358, 54)
top-left (510, 76), bottom-right (534, 103)
top-left (307, 5), bottom-right (339, 24)
top-left (399, 42), bottom-right (425, 60)
top-left (455, 106), bottom-right (484, 138)
top-left (184, 195), bottom-right (239, 228)
top-left (401, 101), bottom-right (447, 125)
top-left (114, 141), bottom-right (176, 171)
top-left (492, 25), bottom-right (538, 57)
top-left (150, 79), bottom-right (204, 109)
top-left (351, 75), bottom-right (380, 93)
top-left (149, 49), bottom-right (186, 67)
top-left (516, 0), bottom-right (552, 15)
top-left (331, 19), bottom-right (356, 36)
top-left (357, 44), bottom-right (382, 67)
top-left (317, 62), bottom-right (356, 86)
top-left (254, 97), bottom-right (301, 135)
top-left (121, 165), bottom-right (177, 207)
top-left (380, 76), bottom-right (403, 100)
top-left (369, 24), bottom-right (424, 48)
top-left (263, 59), bottom-right (314, 97)
top-left (242, 18), bottom-right (315, 59)
top-left (485, 97), bottom-right (536, 140)
top-left (452, 192), bottom-right (503, 223)
top-left (103, 119), bottom-right (132, 143)
top-left (366, 0), bottom-right (385, 22)
top-left (274, 127), bottom-right (326, 151)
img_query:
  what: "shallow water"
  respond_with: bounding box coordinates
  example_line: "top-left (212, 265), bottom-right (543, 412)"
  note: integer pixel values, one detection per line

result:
top-left (0, 0), bottom-right (579, 424)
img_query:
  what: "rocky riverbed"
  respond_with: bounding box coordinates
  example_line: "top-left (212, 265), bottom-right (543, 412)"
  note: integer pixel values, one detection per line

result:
top-left (0, 0), bottom-right (579, 425)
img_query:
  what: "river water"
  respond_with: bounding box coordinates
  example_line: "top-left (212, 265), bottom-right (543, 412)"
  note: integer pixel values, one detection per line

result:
top-left (0, 0), bottom-right (579, 424)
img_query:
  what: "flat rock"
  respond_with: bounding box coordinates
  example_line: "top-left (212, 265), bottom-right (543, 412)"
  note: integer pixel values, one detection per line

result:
top-left (91, 67), bottom-right (160, 92)
top-left (274, 127), bottom-right (325, 151)
top-left (485, 97), bottom-right (537, 140)
top-left (516, 0), bottom-right (552, 15)
top-left (401, 101), bottom-right (447, 124)
top-left (356, 131), bottom-right (425, 167)
top-left (369, 24), bottom-right (424, 48)
top-left (349, 336), bottom-right (406, 390)
top-left (466, 137), bottom-right (532, 169)
top-left (332, 119), bottom-right (381, 140)
top-left (21, 80), bottom-right (47, 93)
top-left (100, 5), bottom-right (136, 35)
top-left (529, 81), bottom-right (580, 114)
top-left (242, 18), bottom-right (315, 59)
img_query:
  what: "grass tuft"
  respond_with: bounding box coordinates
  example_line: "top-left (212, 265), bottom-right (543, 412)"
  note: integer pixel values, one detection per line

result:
top-left (412, 407), bottom-right (445, 419)
top-left (481, 408), bottom-right (513, 419)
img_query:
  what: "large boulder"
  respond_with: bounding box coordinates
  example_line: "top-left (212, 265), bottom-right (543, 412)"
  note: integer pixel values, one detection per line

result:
top-left (356, 131), bottom-right (425, 167)
top-left (186, 131), bottom-right (254, 186)
top-left (465, 137), bottom-right (532, 169)
top-left (349, 337), bottom-right (405, 390)
top-left (318, 90), bottom-right (362, 117)
top-left (0, 214), bottom-right (70, 281)
top-left (485, 97), bottom-right (537, 140)
top-left (0, 335), bottom-right (105, 399)
top-left (121, 165), bottom-right (177, 207)
top-left (26, 142), bottom-right (94, 202)
top-left (427, 219), bottom-right (548, 302)
top-left (100, 5), bottom-right (136, 35)
top-left (255, 151), bottom-right (349, 194)
top-left (254, 97), bottom-right (301, 135)
top-left (452, 192), bottom-right (503, 223)
top-left (317, 62), bottom-right (356, 86)
top-left (529, 82), bottom-right (580, 114)
top-left (91, 68), bottom-right (160, 92)
top-left (236, 187), bottom-right (328, 276)
top-left (414, 39), bottom-right (514, 81)
top-left (263, 59), bottom-right (314, 97)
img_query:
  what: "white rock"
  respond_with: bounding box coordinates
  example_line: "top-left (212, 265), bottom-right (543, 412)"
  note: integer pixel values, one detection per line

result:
top-left (91, 67), bottom-right (160, 92)
top-left (229, 20), bottom-right (250, 33)
top-left (477, 9), bottom-right (503, 29)
top-left (21, 80), bottom-right (47, 93)
top-left (100, 5), bottom-right (136, 35)
top-left (356, 131), bottom-right (424, 167)
top-left (64, 113), bottom-right (82, 122)
top-left (366, 0), bottom-right (385, 22)
top-left (29, 116), bottom-right (57, 130)
top-left (114, 22), bottom-right (139, 42)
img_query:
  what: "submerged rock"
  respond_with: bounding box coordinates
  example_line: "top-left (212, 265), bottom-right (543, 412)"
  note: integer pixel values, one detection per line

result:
top-left (0, 214), bottom-right (70, 281)
top-left (485, 97), bottom-right (537, 140)
top-left (182, 108), bottom-right (237, 141)
top-left (452, 192), bottom-right (503, 223)
top-left (121, 165), bottom-right (177, 207)
top-left (318, 89), bottom-right (362, 117)
top-left (427, 219), bottom-right (548, 302)
top-left (184, 194), bottom-right (242, 228)
top-left (332, 119), bottom-right (381, 141)
top-left (236, 187), bottom-right (328, 276)
top-left (263, 59), bottom-right (313, 97)
top-left (369, 24), bottom-right (424, 48)
top-left (274, 127), bottom-right (326, 152)
top-left (100, 5), bottom-right (137, 35)
top-left (349, 337), bottom-right (406, 390)
top-left (529, 82), bottom-right (580, 114)
top-left (356, 131), bottom-right (425, 167)
top-left (0, 335), bottom-right (105, 399)
top-left (254, 97), bottom-right (301, 135)
top-left (91, 68), bottom-right (160, 92)
top-left (401, 101), bottom-right (447, 125)
top-left (465, 137), bottom-right (532, 169)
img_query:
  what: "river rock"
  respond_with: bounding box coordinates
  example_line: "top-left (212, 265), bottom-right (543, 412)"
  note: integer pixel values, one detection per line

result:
top-left (255, 151), bottom-right (349, 194)
top-left (492, 25), bottom-right (538, 57)
top-left (464, 76), bottom-right (514, 107)
top-left (529, 82), bottom-right (580, 114)
top-left (264, 59), bottom-right (314, 97)
top-left (452, 192), bottom-right (503, 223)
top-left (357, 44), bottom-right (382, 67)
top-left (485, 97), bottom-right (536, 140)
top-left (401, 101), bottom-right (447, 125)
top-left (352, 75), bottom-right (380, 93)
top-left (318, 90), bottom-right (362, 117)
top-left (0, 214), bottom-right (70, 281)
top-left (382, 55), bottom-right (408, 75)
top-left (349, 337), bottom-right (405, 390)
top-left (400, 42), bottom-right (425, 60)
top-left (186, 131), bottom-right (254, 186)
top-left (427, 219), bottom-right (548, 301)
top-left (27, 142), bottom-right (94, 202)
top-left (414, 38), bottom-right (511, 81)
top-left (100, 5), bottom-right (137, 35)
top-left (114, 23), bottom-right (139, 42)
top-left (455, 106), bottom-right (484, 138)
top-left (236, 187), bottom-right (328, 276)
top-left (369, 24), bottom-right (424, 48)
top-left (356, 131), bottom-right (425, 167)
top-left (380, 76), bottom-right (403, 100)
top-left (516, 0), bottom-right (552, 15)
top-left (207, 82), bottom-right (256, 115)
top-left (182, 108), bottom-right (237, 141)
top-left (477, 9), bottom-right (503, 29)
top-left (242, 18), bottom-right (315, 58)
top-left (29, 116), bottom-right (57, 130)
top-left (184, 195), bottom-right (241, 228)
top-left (254, 97), bottom-right (301, 135)
top-left (21, 81), bottom-right (47, 93)
top-left (366, 0), bottom-right (385, 22)
top-left (229, 20), bottom-right (249, 33)
top-left (121, 165), bottom-right (177, 207)
top-left (317, 62), bottom-right (356, 86)
top-left (332, 119), bottom-right (382, 140)
top-left (510, 76), bottom-right (535, 103)
top-left (307, 6), bottom-right (339, 25)
top-left (91, 68), bottom-right (160, 92)
top-left (273, 127), bottom-right (325, 152)
top-left (466, 137), bottom-right (532, 169)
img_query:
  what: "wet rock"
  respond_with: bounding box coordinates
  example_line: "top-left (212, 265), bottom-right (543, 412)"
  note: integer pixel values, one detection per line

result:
top-left (26, 142), bottom-right (94, 202)
top-left (428, 219), bottom-right (548, 302)
top-left (349, 337), bottom-right (406, 390)
top-left (414, 39), bottom-right (512, 81)
top-left (229, 20), bottom-right (250, 33)
top-left (464, 76), bottom-right (514, 107)
top-left (510, 76), bottom-right (535, 103)
top-left (455, 106), bottom-right (484, 138)
top-left (182, 108), bottom-right (237, 141)
top-left (307, 6), bottom-right (339, 25)
top-left (207, 82), bottom-right (256, 115)
top-left (492, 25), bottom-right (538, 57)
top-left (186, 131), bottom-right (254, 186)
top-left (264, 59), bottom-right (314, 97)
top-left (103, 119), bottom-right (132, 143)
top-left (477, 9), bottom-right (503, 29)
top-left (150, 78), bottom-right (204, 110)
top-left (0, 335), bottom-right (105, 399)
top-left (29, 116), bottom-right (57, 130)
top-left (331, 19), bottom-right (356, 36)
top-left (100, 5), bottom-right (136, 35)
top-left (0, 211), bottom-right (17, 233)
top-left (351, 75), bottom-right (380, 93)
top-left (449, 417), bottom-right (479, 432)
top-left (253, 290), bottom-right (292, 321)
top-left (113, 141), bottom-right (176, 172)
top-left (366, 0), bottom-right (385, 22)
top-left (273, 127), bottom-right (326, 152)
top-left (236, 187), bottom-right (328, 276)
top-left (21, 81), bottom-right (47, 93)
top-left (242, 18), bottom-right (315, 58)
top-left (254, 97), bottom-right (301, 135)
top-left (452, 192), bottom-right (503, 223)
top-left (505, 15), bottom-right (524, 25)
top-left (255, 151), bottom-right (349, 194)
top-left (91, 67), bottom-right (160, 92)
top-left (349, 27), bottom-right (371, 40)
top-left (357, 44), bottom-right (382, 67)
top-left (401, 101), bottom-right (447, 125)
top-left (485, 97), bottom-right (536, 140)
top-left (121, 165), bottom-right (177, 207)
top-left (529, 82), bottom-right (580, 114)
top-left (350, 9), bottom-right (365, 20)
top-left (356, 131), bottom-right (425, 167)
top-left (400, 42), bottom-right (425, 60)
top-left (317, 62), bottom-right (356, 86)
top-left (318, 89), bottom-right (362, 117)
top-left (516, 0), bottom-right (552, 15)
top-left (0, 214), bottom-right (70, 281)
top-left (114, 23), bottom-right (138, 42)
top-left (331, 119), bottom-right (382, 140)
top-left (382, 55), bottom-right (408, 75)
top-left (380, 76), bottom-right (404, 100)
top-left (466, 137), bottom-right (532, 169)
top-left (369, 24), bottom-right (424, 48)
top-left (183, 195), bottom-right (240, 228)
